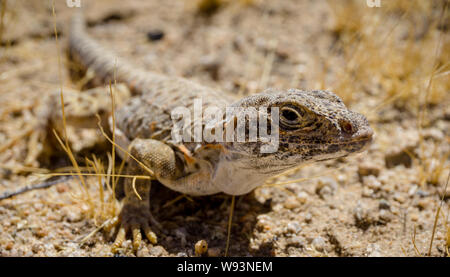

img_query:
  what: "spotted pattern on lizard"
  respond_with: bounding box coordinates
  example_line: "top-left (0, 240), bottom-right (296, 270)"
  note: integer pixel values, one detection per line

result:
top-left (68, 11), bottom-right (373, 252)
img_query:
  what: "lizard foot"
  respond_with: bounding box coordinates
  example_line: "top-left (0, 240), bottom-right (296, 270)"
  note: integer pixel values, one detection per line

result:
top-left (110, 204), bottom-right (157, 253)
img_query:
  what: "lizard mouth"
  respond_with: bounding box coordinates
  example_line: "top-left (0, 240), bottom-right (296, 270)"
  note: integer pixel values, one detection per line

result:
top-left (339, 128), bottom-right (374, 154)
top-left (313, 128), bottom-right (374, 161)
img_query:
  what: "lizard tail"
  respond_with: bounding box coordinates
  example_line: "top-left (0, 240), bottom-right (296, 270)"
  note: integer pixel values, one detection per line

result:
top-left (69, 10), bottom-right (165, 95)
top-left (70, 10), bottom-right (121, 83)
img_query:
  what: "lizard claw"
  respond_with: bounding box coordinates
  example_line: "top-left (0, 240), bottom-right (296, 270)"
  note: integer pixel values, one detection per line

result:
top-left (110, 204), bottom-right (158, 253)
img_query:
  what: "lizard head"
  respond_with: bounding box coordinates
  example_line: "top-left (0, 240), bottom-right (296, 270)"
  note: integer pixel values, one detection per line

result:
top-left (223, 88), bottom-right (373, 174)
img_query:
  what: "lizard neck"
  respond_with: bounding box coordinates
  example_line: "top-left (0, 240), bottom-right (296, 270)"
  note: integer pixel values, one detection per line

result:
top-left (212, 158), bottom-right (272, 195)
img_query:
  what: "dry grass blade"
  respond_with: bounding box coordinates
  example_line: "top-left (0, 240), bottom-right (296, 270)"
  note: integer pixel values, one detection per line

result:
top-left (428, 170), bottom-right (450, 256)
top-left (51, 0), bottom-right (94, 214)
top-left (225, 195), bottom-right (235, 257)
top-left (40, 172), bottom-right (151, 180)
top-left (411, 225), bottom-right (422, 256)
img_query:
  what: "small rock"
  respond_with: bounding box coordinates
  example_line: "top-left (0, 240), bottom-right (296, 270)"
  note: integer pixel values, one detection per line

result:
top-left (195, 240), bottom-right (208, 256)
top-left (285, 222), bottom-right (302, 234)
top-left (354, 202), bottom-right (374, 230)
top-left (5, 241), bottom-right (13, 250)
top-left (199, 55), bottom-right (221, 81)
top-left (274, 45), bottom-right (292, 60)
top-left (358, 163), bottom-right (381, 177)
top-left (148, 245), bottom-right (167, 257)
top-left (385, 146), bottom-right (415, 168)
top-left (316, 177), bottom-right (338, 198)
top-left (296, 191), bottom-right (309, 204)
top-left (422, 128), bottom-right (444, 141)
top-left (416, 199), bottom-right (429, 210)
top-left (416, 189), bottom-right (430, 198)
top-left (56, 184), bottom-right (69, 193)
top-left (379, 199), bottom-right (390, 210)
top-left (17, 220), bottom-right (27, 230)
top-left (146, 29), bottom-right (164, 41)
top-left (363, 175), bottom-right (382, 190)
top-left (34, 227), bottom-right (48, 238)
top-left (286, 236), bottom-right (305, 248)
top-left (378, 209), bottom-right (392, 223)
top-left (312, 236), bottom-right (326, 252)
top-left (304, 213), bottom-right (312, 223)
top-left (256, 216), bottom-right (273, 231)
top-left (65, 210), bottom-right (82, 223)
top-left (367, 243), bottom-right (382, 257)
top-left (410, 213), bottom-right (419, 222)
top-left (284, 196), bottom-right (300, 209)
top-left (393, 193), bottom-right (406, 204)
top-left (408, 185), bottom-right (418, 196)
top-left (197, 0), bottom-right (223, 15)
top-left (136, 246), bottom-right (150, 257)
top-left (362, 187), bottom-right (374, 198)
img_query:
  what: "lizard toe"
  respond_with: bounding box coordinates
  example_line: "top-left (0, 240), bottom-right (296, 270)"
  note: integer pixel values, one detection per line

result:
top-left (110, 204), bottom-right (158, 253)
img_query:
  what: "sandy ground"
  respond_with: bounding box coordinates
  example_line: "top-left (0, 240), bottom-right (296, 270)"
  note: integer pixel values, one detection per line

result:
top-left (0, 0), bottom-right (449, 257)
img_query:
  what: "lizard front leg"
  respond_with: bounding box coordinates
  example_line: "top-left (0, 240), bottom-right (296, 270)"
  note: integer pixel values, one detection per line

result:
top-left (111, 138), bottom-right (183, 252)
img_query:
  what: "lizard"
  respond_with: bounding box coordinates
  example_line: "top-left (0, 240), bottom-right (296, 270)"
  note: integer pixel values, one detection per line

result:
top-left (65, 10), bottom-right (374, 252)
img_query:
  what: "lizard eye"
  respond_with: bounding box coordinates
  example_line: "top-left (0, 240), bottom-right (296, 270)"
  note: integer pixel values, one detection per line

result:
top-left (280, 106), bottom-right (303, 125)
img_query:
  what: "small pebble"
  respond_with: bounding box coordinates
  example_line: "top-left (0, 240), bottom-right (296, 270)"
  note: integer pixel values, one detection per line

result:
top-left (312, 236), bottom-right (326, 252)
top-left (416, 199), bottom-right (429, 210)
top-left (148, 245), bottom-right (167, 257)
top-left (286, 236), bottom-right (305, 248)
top-left (296, 191), bottom-right (308, 204)
top-left (316, 177), bottom-right (338, 198)
top-left (136, 246), bottom-right (150, 257)
top-left (285, 222), bottom-right (302, 234)
top-left (195, 240), bottom-right (208, 256)
top-left (56, 184), bottom-right (69, 193)
top-left (367, 243), bottom-right (382, 257)
top-left (385, 146), bottom-right (414, 168)
top-left (199, 55), bottom-right (221, 80)
top-left (304, 213), bottom-right (312, 223)
top-left (410, 213), bottom-right (419, 222)
top-left (358, 163), bottom-right (381, 177)
top-left (146, 30), bottom-right (164, 41)
top-left (378, 209), bottom-right (392, 223)
top-left (362, 187), bottom-right (374, 198)
top-left (379, 199), bottom-right (390, 210)
top-left (34, 227), bottom-right (48, 238)
top-left (416, 189), bottom-right (430, 198)
top-left (422, 128), bottom-right (444, 141)
top-left (17, 220), bottom-right (27, 230)
top-left (406, 185), bottom-right (417, 196)
top-left (5, 241), bottom-right (13, 250)
top-left (393, 193), bottom-right (406, 204)
top-left (284, 197), bottom-right (300, 209)
top-left (363, 175), bottom-right (382, 190)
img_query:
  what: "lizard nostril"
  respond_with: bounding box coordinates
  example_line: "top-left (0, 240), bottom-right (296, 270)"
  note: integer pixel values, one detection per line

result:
top-left (339, 120), bottom-right (354, 134)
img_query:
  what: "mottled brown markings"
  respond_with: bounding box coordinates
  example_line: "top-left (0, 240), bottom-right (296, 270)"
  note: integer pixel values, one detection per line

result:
top-left (68, 11), bottom-right (374, 249)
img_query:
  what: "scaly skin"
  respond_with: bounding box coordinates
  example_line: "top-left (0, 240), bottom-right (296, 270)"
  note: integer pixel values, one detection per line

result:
top-left (68, 12), bottom-right (373, 252)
